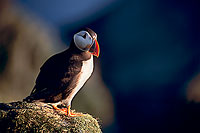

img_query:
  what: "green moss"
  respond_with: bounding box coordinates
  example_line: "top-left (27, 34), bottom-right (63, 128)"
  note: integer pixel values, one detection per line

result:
top-left (0, 102), bottom-right (102, 132)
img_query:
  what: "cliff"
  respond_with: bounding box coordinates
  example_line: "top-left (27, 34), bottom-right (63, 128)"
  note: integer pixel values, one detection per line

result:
top-left (0, 101), bottom-right (101, 132)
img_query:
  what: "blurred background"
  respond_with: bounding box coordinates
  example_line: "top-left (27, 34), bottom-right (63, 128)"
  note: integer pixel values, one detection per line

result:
top-left (0, 0), bottom-right (200, 132)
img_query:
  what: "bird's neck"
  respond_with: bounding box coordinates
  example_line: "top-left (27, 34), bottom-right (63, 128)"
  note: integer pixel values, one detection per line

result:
top-left (67, 41), bottom-right (91, 57)
top-left (68, 41), bottom-right (83, 53)
top-left (62, 41), bottom-right (92, 61)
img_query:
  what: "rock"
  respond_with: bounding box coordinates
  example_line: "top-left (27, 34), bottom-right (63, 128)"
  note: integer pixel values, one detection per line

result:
top-left (0, 101), bottom-right (102, 132)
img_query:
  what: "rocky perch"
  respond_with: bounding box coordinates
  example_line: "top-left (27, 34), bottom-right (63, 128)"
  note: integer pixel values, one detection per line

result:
top-left (0, 102), bottom-right (102, 132)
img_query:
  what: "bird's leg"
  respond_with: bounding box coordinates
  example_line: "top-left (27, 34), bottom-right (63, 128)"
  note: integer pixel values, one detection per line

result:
top-left (67, 105), bottom-right (79, 117)
top-left (52, 105), bottom-right (83, 117)
top-left (66, 105), bottom-right (84, 117)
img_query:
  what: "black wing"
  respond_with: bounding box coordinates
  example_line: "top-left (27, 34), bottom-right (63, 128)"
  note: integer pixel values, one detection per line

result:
top-left (24, 51), bottom-right (83, 103)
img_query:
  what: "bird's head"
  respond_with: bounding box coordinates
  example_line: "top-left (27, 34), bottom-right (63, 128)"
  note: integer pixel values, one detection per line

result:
top-left (73, 28), bottom-right (100, 57)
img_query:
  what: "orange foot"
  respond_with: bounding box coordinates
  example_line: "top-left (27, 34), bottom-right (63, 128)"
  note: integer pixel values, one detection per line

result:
top-left (52, 105), bottom-right (83, 117)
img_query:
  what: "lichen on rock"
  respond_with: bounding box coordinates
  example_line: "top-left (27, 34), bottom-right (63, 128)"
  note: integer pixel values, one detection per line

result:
top-left (0, 101), bottom-right (102, 132)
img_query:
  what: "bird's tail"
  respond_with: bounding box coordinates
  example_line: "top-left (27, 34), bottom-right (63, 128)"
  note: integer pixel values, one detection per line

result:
top-left (23, 86), bottom-right (37, 102)
top-left (23, 86), bottom-right (47, 102)
top-left (23, 95), bottom-right (33, 102)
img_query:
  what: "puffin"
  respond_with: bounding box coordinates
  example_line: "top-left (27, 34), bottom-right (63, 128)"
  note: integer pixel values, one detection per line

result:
top-left (24, 28), bottom-right (100, 116)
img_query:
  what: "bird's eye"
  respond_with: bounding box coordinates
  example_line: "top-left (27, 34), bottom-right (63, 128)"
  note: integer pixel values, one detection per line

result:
top-left (82, 33), bottom-right (87, 39)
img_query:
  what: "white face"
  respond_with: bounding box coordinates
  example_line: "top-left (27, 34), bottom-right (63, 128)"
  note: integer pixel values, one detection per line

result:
top-left (74, 31), bottom-right (95, 51)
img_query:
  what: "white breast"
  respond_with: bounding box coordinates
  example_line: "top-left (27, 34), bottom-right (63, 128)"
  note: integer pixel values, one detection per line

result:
top-left (65, 55), bottom-right (94, 106)
top-left (78, 55), bottom-right (94, 87)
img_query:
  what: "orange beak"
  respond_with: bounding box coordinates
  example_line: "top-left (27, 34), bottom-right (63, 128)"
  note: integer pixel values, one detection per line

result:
top-left (89, 39), bottom-right (100, 57)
